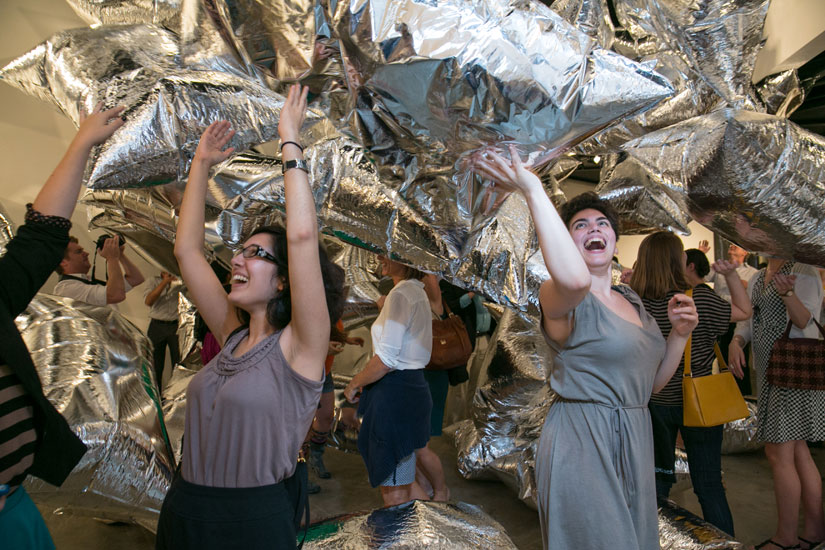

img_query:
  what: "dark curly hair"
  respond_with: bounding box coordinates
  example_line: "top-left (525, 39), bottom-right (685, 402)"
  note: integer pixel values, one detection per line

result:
top-left (558, 192), bottom-right (620, 241)
top-left (236, 225), bottom-right (346, 333)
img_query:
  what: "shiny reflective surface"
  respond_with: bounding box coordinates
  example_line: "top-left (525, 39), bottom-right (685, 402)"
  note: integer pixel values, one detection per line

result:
top-left (17, 294), bottom-right (173, 533)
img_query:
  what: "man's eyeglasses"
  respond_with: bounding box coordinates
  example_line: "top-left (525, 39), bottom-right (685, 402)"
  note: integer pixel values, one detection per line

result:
top-left (236, 244), bottom-right (277, 263)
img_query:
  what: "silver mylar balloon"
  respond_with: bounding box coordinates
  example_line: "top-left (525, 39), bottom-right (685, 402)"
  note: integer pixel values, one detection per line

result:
top-left (66, 0), bottom-right (182, 29)
top-left (644, 0), bottom-right (769, 111)
top-left (304, 500), bottom-right (520, 549)
top-left (0, 202), bottom-right (15, 256)
top-left (0, 24), bottom-right (297, 189)
top-left (598, 109), bottom-right (825, 266)
top-left (18, 294), bottom-right (174, 533)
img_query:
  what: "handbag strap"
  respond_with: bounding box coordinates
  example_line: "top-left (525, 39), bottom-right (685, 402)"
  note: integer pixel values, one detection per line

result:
top-left (684, 288), bottom-right (693, 378)
top-left (782, 318), bottom-right (825, 340)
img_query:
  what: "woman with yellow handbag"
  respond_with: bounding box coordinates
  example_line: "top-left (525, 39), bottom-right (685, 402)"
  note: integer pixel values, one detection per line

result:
top-left (630, 234), bottom-right (751, 536)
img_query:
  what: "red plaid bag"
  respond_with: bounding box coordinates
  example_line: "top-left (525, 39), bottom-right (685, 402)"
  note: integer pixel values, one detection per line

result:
top-left (767, 319), bottom-right (825, 391)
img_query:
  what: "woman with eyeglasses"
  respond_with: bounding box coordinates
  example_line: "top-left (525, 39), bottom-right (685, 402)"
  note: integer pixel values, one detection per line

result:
top-left (156, 84), bottom-right (346, 550)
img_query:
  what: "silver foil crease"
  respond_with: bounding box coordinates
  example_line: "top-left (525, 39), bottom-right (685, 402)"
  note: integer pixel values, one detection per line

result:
top-left (644, 0), bottom-right (769, 111)
top-left (17, 294), bottom-right (174, 533)
top-left (597, 109), bottom-right (825, 267)
top-left (551, 0), bottom-right (615, 50)
top-left (0, 24), bottom-right (293, 189)
top-left (66, 0), bottom-right (182, 29)
top-left (304, 500), bottom-right (520, 550)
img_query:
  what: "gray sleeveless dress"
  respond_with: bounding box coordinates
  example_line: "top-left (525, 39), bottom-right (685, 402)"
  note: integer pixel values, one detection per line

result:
top-left (536, 287), bottom-right (666, 550)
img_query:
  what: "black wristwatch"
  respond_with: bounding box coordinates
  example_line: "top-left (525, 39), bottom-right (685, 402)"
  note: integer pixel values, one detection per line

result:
top-left (282, 159), bottom-right (309, 175)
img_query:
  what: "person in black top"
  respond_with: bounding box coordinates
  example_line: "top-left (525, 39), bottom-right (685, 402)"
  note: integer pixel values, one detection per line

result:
top-left (630, 232), bottom-right (751, 536)
top-left (0, 103), bottom-right (124, 548)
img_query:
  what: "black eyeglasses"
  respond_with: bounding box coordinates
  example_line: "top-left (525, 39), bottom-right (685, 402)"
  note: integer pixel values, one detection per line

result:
top-left (236, 244), bottom-right (277, 263)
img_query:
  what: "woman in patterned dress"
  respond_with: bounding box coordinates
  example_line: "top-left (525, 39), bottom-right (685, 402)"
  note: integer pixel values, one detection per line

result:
top-left (730, 259), bottom-right (825, 550)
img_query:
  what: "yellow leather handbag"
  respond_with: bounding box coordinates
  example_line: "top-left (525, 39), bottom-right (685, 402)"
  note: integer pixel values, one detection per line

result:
top-left (681, 289), bottom-right (750, 427)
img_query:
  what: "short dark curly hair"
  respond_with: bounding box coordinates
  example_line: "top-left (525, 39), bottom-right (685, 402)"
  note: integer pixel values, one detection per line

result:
top-left (685, 248), bottom-right (711, 278)
top-left (558, 192), bottom-right (620, 241)
top-left (236, 225), bottom-right (346, 332)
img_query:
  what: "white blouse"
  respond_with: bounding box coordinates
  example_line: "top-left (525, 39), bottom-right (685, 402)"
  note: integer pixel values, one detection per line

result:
top-left (371, 279), bottom-right (433, 370)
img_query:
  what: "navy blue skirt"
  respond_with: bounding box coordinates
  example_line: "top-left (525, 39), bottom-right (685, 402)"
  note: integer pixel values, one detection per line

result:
top-left (357, 368), bottom-right (432, 487)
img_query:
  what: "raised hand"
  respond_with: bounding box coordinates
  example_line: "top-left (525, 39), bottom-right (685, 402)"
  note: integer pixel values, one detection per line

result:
top-left (773, 273), bottom-right (796, 296)
top-left (711, 259), bottom-right (740, 276)
top-left (667, 293), bottom-right (698, 338)
top-left (698, 239), bottom-right (710, 254)
top-left (193, 121), bottom-right (235, 168)
top-left (75, 102), bottom-right (126, 148)
top-left (278, 83), bottom-right (308, 143)
top-left (471, 145), bottom-right (542, 197)
top-left (99, 237), bottom-right (122, 261)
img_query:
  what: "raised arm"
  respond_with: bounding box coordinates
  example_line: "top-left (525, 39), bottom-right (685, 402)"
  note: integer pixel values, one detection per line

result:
top-left (119, 250), bottom-right (145, 287)
top-left (173, 121), bottom-right (238, 344)
top-left (99, 237), bottom-right (126, 304)
top-left (711, 260), bottom-right (752, 322)
top-left (279, 84), bottom-right (330, 379)
top-left (473, 146), bottom-right (590, 345)
top-left (32, 103), bottom-right (125, 218)
top-left (652, 293), bottom-right (699, 392)
top-left (145, 274), bottom-right (173, 306)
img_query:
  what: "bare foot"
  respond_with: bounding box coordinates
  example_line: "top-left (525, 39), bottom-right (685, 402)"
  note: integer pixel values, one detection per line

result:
top-left (432, 487), bottom-right (450, 502)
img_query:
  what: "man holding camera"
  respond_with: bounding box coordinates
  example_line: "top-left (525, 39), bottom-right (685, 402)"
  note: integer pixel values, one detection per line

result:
top-left (54, 234), bottom-right (144, 308)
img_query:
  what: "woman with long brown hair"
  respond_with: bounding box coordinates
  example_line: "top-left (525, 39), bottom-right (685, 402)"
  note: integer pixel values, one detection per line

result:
top-left (630, 231), bottom-right (751, 536)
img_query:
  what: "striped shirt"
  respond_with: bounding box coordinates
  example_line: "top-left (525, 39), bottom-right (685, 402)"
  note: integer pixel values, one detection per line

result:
top-left (0, 363), bottom-right (37, 490)
top-left (642, 284), bottom-right (731, 406)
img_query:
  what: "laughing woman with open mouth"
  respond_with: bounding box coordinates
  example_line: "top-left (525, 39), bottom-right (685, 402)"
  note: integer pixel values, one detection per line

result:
top-left (473, 148), bottom-right (698, 550)
top-left (156, 85), bottom-right (345, 550)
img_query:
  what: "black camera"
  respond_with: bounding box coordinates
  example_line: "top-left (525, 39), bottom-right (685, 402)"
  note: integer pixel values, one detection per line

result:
top-left (96, 234), bottom-right (126, 250)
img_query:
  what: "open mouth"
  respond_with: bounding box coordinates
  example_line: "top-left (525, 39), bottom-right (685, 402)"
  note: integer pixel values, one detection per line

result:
top-left (231, 274), bottom-right (249, 284)
top-left (584, 237), bottom-right (606, 251)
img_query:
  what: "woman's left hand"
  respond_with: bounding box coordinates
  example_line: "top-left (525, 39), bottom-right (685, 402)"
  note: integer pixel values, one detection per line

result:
top-left (344, 381), bottom-right (361, 403)
top-left (278, 83), bottom-right (309, 143)
top-left (773, 273), bottom-right (796, 296)
top-left (668, 293), bottom-right (698, 337)
top-left (711, 259), bottom-right (739, 276)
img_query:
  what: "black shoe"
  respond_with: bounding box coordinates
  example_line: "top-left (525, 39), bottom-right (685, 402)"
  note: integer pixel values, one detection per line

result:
top-left (307, 479), bottom-right (321, 495)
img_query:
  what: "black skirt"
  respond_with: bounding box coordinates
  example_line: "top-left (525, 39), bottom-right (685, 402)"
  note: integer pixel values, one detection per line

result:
top-left (156, 476), bottom-right (298, 550)
top-left (357, 368), bottom-right (432, 487)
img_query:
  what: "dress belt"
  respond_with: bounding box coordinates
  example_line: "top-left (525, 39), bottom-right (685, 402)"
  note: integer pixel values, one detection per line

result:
top-left (557, 397), bottom-right (646, 506)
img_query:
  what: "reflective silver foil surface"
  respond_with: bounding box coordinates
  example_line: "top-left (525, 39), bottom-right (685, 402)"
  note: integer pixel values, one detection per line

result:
top-left (0, 24), bottom-right (290, 189)
top-left (66, 0), bottom-right (182, 28)
top-left (304, 500), bottom-right (520, 549)
top-left (644, 0), bottom-right (769, 111)
top-left (659, 499), bottom-right (742, 549)
top-left (17, 294), bottom-right (173, 533)
top-left (0, 202), bottom-right (14, 256)
top-left (722, 399), bottom-right (762, 455)
top-left (599, 109), bottom-right (825, 266)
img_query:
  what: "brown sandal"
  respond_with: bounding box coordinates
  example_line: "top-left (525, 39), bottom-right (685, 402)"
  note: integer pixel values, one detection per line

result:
top-left (754, 540), bottom-right (801, 550)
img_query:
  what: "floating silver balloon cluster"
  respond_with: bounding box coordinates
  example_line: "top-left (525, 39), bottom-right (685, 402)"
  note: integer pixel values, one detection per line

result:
top-left (597, 109), bottom-right (825, 266)
top-left (17, 294), bottom-right (174, 533)
top-left (304, 500), bottom-right (520, 550)
top-left (0, 24), bottom-right (304, 189)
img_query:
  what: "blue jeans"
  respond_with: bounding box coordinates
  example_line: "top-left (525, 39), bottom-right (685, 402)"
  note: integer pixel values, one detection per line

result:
top-left (649, 402), bottom-right (735, 536)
